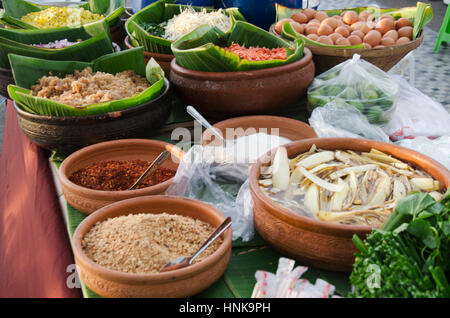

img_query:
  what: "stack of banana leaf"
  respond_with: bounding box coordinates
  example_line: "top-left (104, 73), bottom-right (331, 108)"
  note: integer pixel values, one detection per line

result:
top-left (0, 0), bottom-right (124, 30)
top-left (171, 20), bottom-right (305, 72)
top-left (125, 0), bottom-right (245, 54)
top-left (7, 48), bottom-right (166, 117)
top-left (276, 1), bottom-right (433, 49)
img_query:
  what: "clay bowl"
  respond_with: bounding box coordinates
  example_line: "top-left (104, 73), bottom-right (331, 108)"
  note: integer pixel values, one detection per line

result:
top-left (169, 48), bottom-right (315, 120)
top-left (72, 195), bottom-right (232, 298)
top-left (270, 24), bottom-right (424, 75)
top-left (59, 139), bottom-right (184, 214)
top-left (249, 137), bottom-right (450, 272)
top-left (13, 79), bottom-right (171, 154)
top-left (201, 115), bottom-right (317, 147)
top-left (124, 36), bottom-right (174, 76)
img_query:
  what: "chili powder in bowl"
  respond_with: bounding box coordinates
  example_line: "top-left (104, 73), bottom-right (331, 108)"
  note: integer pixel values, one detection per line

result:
top-left (59, 139), bottom-right (183, 214)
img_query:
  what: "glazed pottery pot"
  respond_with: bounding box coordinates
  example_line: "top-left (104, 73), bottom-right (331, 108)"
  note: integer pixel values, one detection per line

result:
top-left (169, 47), bottom-right (315, 119)
top-left (201, 115), bottom-right (317, 146)
top-left (59, 138), bottom-right (183, 214)
top-left (249, 137), bottom-right (450, 272)
top-left (72, 195), bottom-right (232, 298)
top-left (124, 36), bottom-right (174, 76)
top-left (14, 79), bottom-right (171, 154)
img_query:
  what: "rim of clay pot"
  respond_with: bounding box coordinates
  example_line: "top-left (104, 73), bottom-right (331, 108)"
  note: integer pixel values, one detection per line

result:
top-left (170, 47), bottom-right (313, 81)
top-left (201, 115), bottom-right (317, 145)
top-left (59, 139), bottom-right (184, 200)
top-left (13, 78), bottom-right (170, 121)
top-left (124, 36), bottom-right (174, 61)
top-left (249, 137), bottom-right (450, 237)
top-left (72, 195), bottom-right (232, 284)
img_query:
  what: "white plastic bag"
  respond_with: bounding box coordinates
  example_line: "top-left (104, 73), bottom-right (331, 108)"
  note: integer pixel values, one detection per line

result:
top-left (383, 75), bottom-right (450, 140)
top-left (396, 136), bottom-right (450, 170)
top-left (308, 54), bottom-right (398, 125)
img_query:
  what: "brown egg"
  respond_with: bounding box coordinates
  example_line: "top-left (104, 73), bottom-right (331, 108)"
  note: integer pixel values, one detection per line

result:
top-left (383, 29), bottom-right (398, 41)
top-left (321, 17), bottom-right (339, 30)
top-left (359, 10), bottom-right (372, 21)
top-left (317, 35), bottom-right (333, 45)
top-left (379, 14), bottom-right (395, 21)
top-left (335, 37), bottom-right (351, 46)
top-left (275, 18), bottom-right (293, 34)
top-left (291, 12), bottom-right (308, 24)
top-left (314, 11), bottom-right (328, 22)
top-left (348, 34), bottom-right (363, 45)
top-left (398, 26), bottom-right (413, 39)
top-left (381, 36), bottom-right (395, 46)
top-left (342, 24), bottom-right (353, 34)
top-left (396, 37), bottom-right (411, 45)
top-left (395, 17), bottom-right (412, 30)
top-left (329, 32), bottom-right (343, 43)
top-left (305, 25), bottom-right (319, 35)
top-left (360, 22), bottom-right (373, 34)
top-left (342, 10), bottom-right (359, 25)
top-left (363, 30), bottom-right (382, 47)
top-left (375, 18), bottom-right (395, 35)
top-left (351, 21), bottom-right (365, 32)
top-left (308, 19), bottom-right (321, 26)
top-left (291, 21), bottom-right (305, 34)
top-left (335, 26), bottom-right (350, 37)
top-left (303, 8), bottom-right (316, 20)
top-left (307, 33), bottom-right (319, 41)
top-left (317, 24), bottom-right (333, 36)
top-left (365, 43), bottom-right (372, 49)
top-left (332, 15), bottom-right (343, 21)
top-left (351, 30), bottom-right (365, 39)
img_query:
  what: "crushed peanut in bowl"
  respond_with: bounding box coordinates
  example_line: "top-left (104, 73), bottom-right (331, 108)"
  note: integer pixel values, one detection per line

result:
top-left (31, 67), bottom-right (149, 107)
top-left (81, 213), bottom-right (223, 274)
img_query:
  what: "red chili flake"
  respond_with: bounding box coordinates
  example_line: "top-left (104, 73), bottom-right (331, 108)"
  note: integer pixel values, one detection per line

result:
top-left (69, 159), bottom-right (176, 191)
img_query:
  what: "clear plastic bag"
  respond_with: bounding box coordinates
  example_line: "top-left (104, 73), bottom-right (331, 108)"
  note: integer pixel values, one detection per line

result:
top-left (308, 100), bottom-right (390, 143)
top-left (166, 133), bottom-right (291, 241)
top-left (307, 54), bottom-right (398, 125)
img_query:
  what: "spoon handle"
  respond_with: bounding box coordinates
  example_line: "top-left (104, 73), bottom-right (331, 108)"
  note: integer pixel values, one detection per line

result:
top-left (128, 150), bottom-right (170, 190)
top-left (186, 106), bottom-right (225, 143)
top-left (188, 217), bottom-right (232, 265)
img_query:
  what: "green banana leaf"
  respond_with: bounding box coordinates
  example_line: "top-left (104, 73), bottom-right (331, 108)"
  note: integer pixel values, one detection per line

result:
top-left (0, 0), bottom-right (124, 30)
top-left (125, 0), bottom-right (245, 54)
top-left (171, 20), bottom-right (304, 72)
top-left (275, 1), bottom-right (433, 46)
top-left (7, 48), bottom-right (165, 117)
top-left (0, 21), bottom-right (114, 69)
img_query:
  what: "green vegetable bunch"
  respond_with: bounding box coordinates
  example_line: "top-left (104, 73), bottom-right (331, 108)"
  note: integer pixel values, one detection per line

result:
top-left (349, 191), bottom-right (450, 298)
top-left (307, 55), bottom-right (398, 125)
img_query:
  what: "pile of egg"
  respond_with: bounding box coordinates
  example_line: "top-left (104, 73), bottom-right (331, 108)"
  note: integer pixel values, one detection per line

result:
top-left (274, 8), bottom-right (413, 48)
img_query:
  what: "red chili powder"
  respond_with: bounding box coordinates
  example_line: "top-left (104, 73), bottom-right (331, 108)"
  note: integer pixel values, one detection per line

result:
top-left (69, 160), bottom-right (176, 191)
top-left (224, 42), bottom-right (288, 61)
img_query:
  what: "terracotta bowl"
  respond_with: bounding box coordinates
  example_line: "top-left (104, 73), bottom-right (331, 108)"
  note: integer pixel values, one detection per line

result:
top-left (59, 139), bottom-right (183, 214)
top-left (14, 79), bottom-right (171, 154)
top-left (249, 137), bottom-right (450, 272)
top-left (169, 48), bottom-right (315, 120)
top-left (201, 115), bottom-right (317, 147)
top-left (124, 36), bottom-right (174, 76)
top-left (72, 195), bottom-right (232, 298)
top-left (270, 24), bottom-right (424, 75)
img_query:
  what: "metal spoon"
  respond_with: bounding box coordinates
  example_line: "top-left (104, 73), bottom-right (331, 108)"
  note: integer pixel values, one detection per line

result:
top-left (160, 217), bottom-right (232, 272)
top-left (128, 150), bottom-right (170, 190)
top-left (186, 105), bottom-right (227, 146)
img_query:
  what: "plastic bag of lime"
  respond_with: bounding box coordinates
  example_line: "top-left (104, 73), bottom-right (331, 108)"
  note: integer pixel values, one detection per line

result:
top-left (307, 54), bottom-right (398, 125)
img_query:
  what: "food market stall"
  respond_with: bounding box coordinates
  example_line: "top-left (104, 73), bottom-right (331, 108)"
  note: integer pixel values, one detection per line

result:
top-left (0, 0), bottom-right (449, 299)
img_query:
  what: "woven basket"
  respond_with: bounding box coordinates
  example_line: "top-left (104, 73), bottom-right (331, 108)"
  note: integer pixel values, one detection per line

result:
top-left (270, 24), bottom-right (424, 74)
